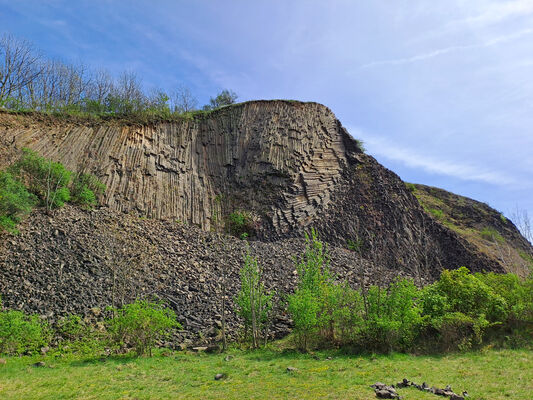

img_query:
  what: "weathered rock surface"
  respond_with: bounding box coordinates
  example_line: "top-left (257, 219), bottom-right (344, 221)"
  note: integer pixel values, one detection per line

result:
top-left (0, 101), bottom-right (349, 235)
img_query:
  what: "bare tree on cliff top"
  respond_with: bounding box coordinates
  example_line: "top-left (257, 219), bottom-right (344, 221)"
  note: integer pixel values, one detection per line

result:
top-left (0, 34), bottom-right (42, 105)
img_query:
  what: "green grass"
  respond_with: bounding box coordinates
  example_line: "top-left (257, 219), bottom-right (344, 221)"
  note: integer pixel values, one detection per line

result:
top-left (0, 348), bottom-right (531, 399)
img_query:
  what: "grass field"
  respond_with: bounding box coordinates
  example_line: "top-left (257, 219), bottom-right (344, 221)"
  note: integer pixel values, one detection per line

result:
top-left (0, 348), bottom-right (531, 399)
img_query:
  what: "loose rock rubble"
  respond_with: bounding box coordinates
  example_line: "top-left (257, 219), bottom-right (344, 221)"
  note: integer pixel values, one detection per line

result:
top-left (372, 379), bottom-right (467, 400)
top-left (0, 206), bottom-right (388, 347)
top-left (370, 382), bottom-right (400, 399)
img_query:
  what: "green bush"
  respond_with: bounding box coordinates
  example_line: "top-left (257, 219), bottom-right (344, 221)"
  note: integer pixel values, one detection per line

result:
top-left (429, 208), bottom-right (444, 220)
top-left (405, 182), bottom-right (416, 192)
top-left (0, 171), bottom-right (37, 233)
top-left (433, 267), bottom-right (507, 322)
top-left (235, 249), bottom-right (273, 348)
top-left (106, 300), bottom-right (180, 356)
top-left (431, 312), bottom-right (489, 352)
top-left (358, 279), bottom-right (422, 353)
top-left (288, 288), bottom-right (321, 350)
top-left (55, 314), bottom-right (105, 355)
top-left (288, 228), bottom-right (334, 350)
top-left (9, 148), bottom-right (72, 210)
top-left (0, 298), bottom-right (49, 355)
top-left (71, 172), bottom-right (106, 208)
top-left (227, 210), bottom-right (256, 238)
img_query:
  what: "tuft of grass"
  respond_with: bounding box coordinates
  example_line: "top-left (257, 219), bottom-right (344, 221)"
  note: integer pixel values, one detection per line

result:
top-left (405, 182), bottom-right (416, 193)
top-left (0, 348), bottom-right (531, 399)
top-left (480, 227), bottom-right (505, 244)
top-left (429, 208), bottom-right (444, 220)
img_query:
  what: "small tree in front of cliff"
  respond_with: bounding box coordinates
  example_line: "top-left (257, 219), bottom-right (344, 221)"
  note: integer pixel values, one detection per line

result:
top-left (235, 248), bottom-right (273, 348)
top-left (288, 228), bottom-right (334, 351)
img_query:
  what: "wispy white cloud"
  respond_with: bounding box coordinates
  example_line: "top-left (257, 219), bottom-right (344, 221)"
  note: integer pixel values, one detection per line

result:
top-left (350, 127), bottom-right (519, 186)
top-left (361, 28), bottom-right (533, 69)
top-left (451, 0), bottom-right (533, 27)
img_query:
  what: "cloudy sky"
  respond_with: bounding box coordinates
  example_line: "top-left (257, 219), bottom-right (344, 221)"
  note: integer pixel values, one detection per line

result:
top-left (1, 0), bottom-right (532, 220)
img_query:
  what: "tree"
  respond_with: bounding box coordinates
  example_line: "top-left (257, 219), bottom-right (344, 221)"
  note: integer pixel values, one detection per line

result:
top-left (288, 228), bottom-right (332, 350)
top-left (106, 300), bottom-right (179, 356)
top-left (511, 207), bottom-right (532, 244)
top-left (235, 248), bottom-right (272, 348)
top-left (0, 34), bottom-right (42, 106)
top-left (171, 85), bottom-right (198, 113)
top-left (204, 89), bottom-right (237, 110)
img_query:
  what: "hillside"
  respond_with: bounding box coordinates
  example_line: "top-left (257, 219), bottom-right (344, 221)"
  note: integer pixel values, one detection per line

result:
top-left (412, 183), bottom-right (532, 276)
top-left (1, 101), bottom-right (531, 341)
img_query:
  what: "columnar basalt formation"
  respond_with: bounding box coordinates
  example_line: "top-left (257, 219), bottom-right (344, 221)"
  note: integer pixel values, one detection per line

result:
top-left (1, 101), bottom-right (351, 235)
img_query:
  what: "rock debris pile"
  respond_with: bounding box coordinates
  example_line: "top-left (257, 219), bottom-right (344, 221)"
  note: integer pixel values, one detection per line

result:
top-left (371, 379), bottom-right (467, 400)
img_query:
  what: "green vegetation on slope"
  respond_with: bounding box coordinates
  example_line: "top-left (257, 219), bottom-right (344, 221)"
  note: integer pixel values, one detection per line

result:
top-left (408, 183), bottom-right (533, 275)
top-left (0, 148), bottom-right (105, 233)
top-left (0, 348), bottom-right (532, 399)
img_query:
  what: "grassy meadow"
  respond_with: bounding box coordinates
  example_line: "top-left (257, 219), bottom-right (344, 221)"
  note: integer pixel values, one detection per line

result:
top-left (0, 347), bottom-right (531, 400)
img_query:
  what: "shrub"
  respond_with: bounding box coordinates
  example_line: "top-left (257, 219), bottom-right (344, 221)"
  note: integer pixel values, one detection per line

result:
top-left (55, 314), bottom-right (105, 355)
top-left (475, 272), bottom-right (533, 323)
top-left (0, 298), bottom-right (49, 355)
top-left (405, 182), bottom-right (416, 192)
top-left (429, 208), bottom-right (444, 220)
top-left (9, 148), bottom-right (72, 210)
top-left (106, 300), bottom-right (179, 356)
top-left (0, 171), bottom-right (37, 233)
top-left (346, 238), bottom-right (364, 253)
top-left (288, 228), bottom-right (334, 350)
top-left (227, 210), bottom-right (256, 238)
top-left (433, 267), bottom-right (507, 323)
top-left (328, 282), bottom-right (363, 344)
top-left (431, 312), bottom-right (489, 352)
top-left (235, 249), bottom-right (273, 348)
top-left (358, 279), bottom-right (422, 353)
top-left (288, 288), bottom-right (321, 350)
top-left (70, 172), bottom-right (106, 208)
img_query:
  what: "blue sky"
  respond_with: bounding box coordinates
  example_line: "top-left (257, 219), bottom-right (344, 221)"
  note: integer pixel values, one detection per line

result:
top-left (1, 0), bottom-right (532, 221)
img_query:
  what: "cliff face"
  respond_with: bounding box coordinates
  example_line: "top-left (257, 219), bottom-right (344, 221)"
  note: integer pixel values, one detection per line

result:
top-left (1, 101), bottom-right (351, 235)
top-left (1, 100), bottom-right (532, 333)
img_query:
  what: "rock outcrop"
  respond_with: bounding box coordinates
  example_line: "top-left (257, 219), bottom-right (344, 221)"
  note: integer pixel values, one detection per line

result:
top-left (1, 101), bottom-right (351, 235)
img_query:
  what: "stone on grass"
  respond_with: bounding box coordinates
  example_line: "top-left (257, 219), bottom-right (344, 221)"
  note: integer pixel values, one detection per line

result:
top-left (32, 361), bottom-right (46, 368)
top-left (214, 373), bottom-right (226, 380)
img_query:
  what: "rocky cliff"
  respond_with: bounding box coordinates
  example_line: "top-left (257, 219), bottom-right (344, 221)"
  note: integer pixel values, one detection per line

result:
top-left (1, 101), bottom-right (531, 341)
top-left (1, 101), bottom-right (351, 235)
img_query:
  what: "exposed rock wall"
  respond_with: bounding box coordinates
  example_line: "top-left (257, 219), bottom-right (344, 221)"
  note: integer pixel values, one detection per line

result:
top-left (1, 101), bottom-right (351, 235)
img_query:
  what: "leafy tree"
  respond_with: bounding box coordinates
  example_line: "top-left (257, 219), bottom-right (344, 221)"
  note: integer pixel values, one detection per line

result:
top-left (204, 89), bottom-right (237, 110)
top-left (235, 249), bottom-right (273, 348)
top-left (288, 228), bottom-right (333, 350)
